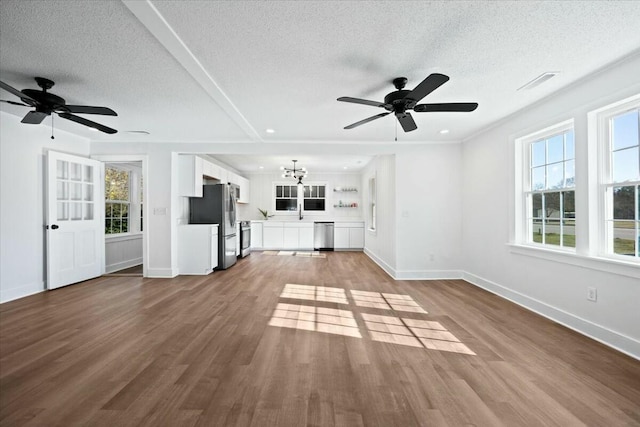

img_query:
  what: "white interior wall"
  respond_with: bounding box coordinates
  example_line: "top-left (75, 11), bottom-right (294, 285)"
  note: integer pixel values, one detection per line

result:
top-left (461, 52), bottom-right (640, 358)
top-left (362, 155), bottom-right (396, 275)
top-left (395, 144), bottom-right (463, 279)
top-left (0, 112), bottom-right (91, 302)
top-left (240, 171), bottom-right (362, 221)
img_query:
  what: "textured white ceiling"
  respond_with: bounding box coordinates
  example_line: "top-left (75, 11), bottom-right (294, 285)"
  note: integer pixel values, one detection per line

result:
top-left (1, 1), bottom-right (640, 171)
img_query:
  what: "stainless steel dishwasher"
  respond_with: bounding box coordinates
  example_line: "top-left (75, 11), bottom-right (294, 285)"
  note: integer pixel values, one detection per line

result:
top-left (314, 221), bottom-right (334, 251)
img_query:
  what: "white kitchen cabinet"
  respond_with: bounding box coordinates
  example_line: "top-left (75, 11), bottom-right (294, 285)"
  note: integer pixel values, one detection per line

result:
top-left (202, 161), bottom-right (220, 179)
top-left (298, 224), bottom-right (314, 249)
top-left (335, 222), bottom-right (364, 249)
top-left (349, 227), bottom-right (364, 248)
top-left (263, 222), bottom-right (284, 249)
top-left (178, 155), bottom-right (204, 197)
top-left (251, 222), bottom-right (263, 248)
top-left (334, 227), bottom-right (349, 249)
top-left (283, 227), bottom-right (299, 249)
top-left (237, 176), bottom-right (251, 204)
top-left (178, 224), bottom-right (218, 275)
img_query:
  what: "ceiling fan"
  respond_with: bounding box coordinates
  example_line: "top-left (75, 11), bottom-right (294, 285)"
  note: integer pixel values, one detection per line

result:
top-left (337, 73), bottom-right (478, 132)
top-left (0, 77), bottom-right (118, 134)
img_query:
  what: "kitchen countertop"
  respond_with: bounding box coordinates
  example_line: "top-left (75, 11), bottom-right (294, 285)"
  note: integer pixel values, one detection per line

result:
top-left (249, 219), bottom-right (363, 223)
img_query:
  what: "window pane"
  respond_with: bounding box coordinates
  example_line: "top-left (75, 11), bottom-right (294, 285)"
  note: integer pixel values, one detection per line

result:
top-left (612, 110), bottom-right (639, 151)
top-left (544, 192), bottom-right (560, 218)
top-left (532, 219), bottom-right (543, 243)
top-left (311, 186), bottom-right (318, 198)
top-left (545, 219), bottom-right (561, 246)
top-left (121, 204), bottom-right (129, 218)
top-left (531, 140), bottom-right (545, 167)
top-left (291, 186), bottom-right (297, 197)
top-left (112, 203), bottom-right (121, 217)
top-left (105, 203), bottom-right (112, 218)
top-left (304, 199), bottom-right (325, 211)
top-left (121, 219), bottom-right (129, 233)
top-left (612, 147), bottom-right (639, 182)
top-left (613, 221), bottom-right (635, 256)
top-left (562, 220), bottom-right (576, 248)
top-left (276, 186), bottom-right (283, 198)
top-left (304, 186), bottom-right (310, 198)
top-left (532, 166), bottom-right (545, 191)
top-left (532, 193), bottom-right (543, 218)
top-left (562, 191), bottom-right (575, 219)
top-left (613, 186), bottom-right (635, 220)
top-left (546, 163), bottom-right (563, 189)
top-left (283, 186), bottom-right (290, 197)
top-left (276, 199), bottom-right (297, 211)
top-left (565, 130), bottom-right (575, 159)
top-left (319, 186), bottom-right (325, 198)
top-left (105, 219), bottom-right (112, 233)
top-left (547, 134), bottom-right (564, 164)
top-left (564, 160), bottom-right (575, 188)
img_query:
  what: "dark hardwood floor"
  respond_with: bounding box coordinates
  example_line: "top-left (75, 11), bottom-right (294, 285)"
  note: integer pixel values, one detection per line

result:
top-left (1, 252), bottom-right (639, 426)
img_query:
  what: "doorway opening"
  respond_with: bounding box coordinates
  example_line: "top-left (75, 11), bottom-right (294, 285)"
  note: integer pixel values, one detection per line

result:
top-left (103, 161), bottom-right (144, 277)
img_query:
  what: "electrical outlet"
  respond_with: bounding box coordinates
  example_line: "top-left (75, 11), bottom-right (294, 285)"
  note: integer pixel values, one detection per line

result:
top-left (587, 287), bottom-right (597, 302)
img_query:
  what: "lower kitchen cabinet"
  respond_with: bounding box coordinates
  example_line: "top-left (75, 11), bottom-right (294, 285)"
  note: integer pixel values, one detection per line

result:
top-left (334, 222), bottom-right (364, 250)
top-left (178, 224), bottom-right (218, 275)
top-left (251, 222), bottom-right (263, 248)
top-left (263, 222), bottom-right (284, 249)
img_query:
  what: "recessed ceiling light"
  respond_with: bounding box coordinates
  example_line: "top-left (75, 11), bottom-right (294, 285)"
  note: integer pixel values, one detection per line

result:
top-left (517, 72), bottom-right (559, 91)
top-left (439, 129), bottom-right (450, 134)
top-left (343, 166), bottom-right (348, 169)
top-left (259, 166), bottom-right (264, 169)
top-left (265, 128), bottom-right (275, 134)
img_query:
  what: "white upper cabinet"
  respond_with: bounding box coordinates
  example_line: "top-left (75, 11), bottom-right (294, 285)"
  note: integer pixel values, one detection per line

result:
top-left (178, 155), bottom-right (204, 197)
top-left (237, 176), bottom-right (250, 204)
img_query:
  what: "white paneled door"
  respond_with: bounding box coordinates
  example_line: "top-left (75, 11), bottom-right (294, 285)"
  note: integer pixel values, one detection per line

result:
top-left (46, 151), bottom-right (104, 290)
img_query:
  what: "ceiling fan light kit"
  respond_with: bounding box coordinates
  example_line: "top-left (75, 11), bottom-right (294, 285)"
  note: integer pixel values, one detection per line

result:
top-left (0, 77), bottom-right (118, 134)
top-left (338, 73), bottom-right (478, 132)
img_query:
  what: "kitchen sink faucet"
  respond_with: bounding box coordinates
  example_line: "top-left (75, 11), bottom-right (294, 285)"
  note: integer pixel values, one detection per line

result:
top-left (299, 204), bottom-right (303, 220)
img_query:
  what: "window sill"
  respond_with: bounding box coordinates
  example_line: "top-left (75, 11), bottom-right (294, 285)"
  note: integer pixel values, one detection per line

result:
top-left (106, 232), bottom-right (143, 242)
top-left (507, 243), bottom-right (640, 279)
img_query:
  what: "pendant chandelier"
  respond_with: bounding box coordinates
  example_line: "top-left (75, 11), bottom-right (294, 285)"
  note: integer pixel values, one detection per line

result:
top-left (280, 160), bottom-right (307, 185)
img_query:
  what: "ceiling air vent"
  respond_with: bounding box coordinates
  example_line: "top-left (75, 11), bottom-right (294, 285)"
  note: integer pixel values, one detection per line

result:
top-left (517, 72), bottom-right (559, 91)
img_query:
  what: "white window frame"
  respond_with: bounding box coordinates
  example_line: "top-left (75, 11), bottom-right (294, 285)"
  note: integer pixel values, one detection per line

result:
top-left (105, 164), bottom-right (142, 236)
top-left (516, 119), bottom-right (575, 252)
top-left (368, 175), bottom-right (376, 232)
top-left (273, 181), bottom-right (327, 215)
top-left (592, 95), bottom-right (640, 261)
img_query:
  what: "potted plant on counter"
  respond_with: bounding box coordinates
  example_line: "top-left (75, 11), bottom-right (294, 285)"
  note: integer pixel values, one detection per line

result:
top-left (258, 208), bottom-right (274, 220)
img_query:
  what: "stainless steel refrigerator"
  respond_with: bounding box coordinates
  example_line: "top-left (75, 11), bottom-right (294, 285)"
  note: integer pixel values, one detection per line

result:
top-left (189, 184), bottom-right (237, 269)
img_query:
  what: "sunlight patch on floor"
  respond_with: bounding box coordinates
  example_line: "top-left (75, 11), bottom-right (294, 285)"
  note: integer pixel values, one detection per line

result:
top-left (269, 303), bottom-right (361, 338)
top-left (269, 285), bottom-right (474, 355)
top-left (360, 313), bottom-right (475, 355)
top-left (280, 284), bottom-right (349, 304)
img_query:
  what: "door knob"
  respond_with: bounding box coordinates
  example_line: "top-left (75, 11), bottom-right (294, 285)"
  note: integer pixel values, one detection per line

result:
top-left (51, 224), bottom-right (59, 230)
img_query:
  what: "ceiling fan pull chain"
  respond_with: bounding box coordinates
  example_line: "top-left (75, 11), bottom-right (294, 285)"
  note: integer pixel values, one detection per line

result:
top-left (51, 114), bottom-right (55, 140)
top-left (395, 119), bottom-right (397, 142)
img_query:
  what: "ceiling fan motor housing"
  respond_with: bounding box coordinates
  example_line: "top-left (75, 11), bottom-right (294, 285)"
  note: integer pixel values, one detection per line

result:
top-left (20, 89), bottom-right (66, 113)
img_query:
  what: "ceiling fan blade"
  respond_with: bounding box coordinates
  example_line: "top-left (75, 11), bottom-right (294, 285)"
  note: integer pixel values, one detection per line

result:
top-left (1, 99), bottom-right (29, 107)
top-left (21, 111), bottom-right (48, 124)
top-left (414, 102), bottom-right (478, 113)
top-left (337, 97), bottom-right (389, 109)
top-left (404, 73), bottom-right (450, 104)
top-left (58, 105), bottom-right (117, 116)
top-left (0, 80), bottom-right (36, 102)
top-left (344, 112), bottom-right (390, 129)
top-left (58, 112), bottom-right (117, 134)
top-left (396, 112), bottom-right (417, 132)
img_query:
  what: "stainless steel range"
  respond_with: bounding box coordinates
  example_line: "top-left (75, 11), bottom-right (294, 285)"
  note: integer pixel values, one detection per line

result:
top-left (239, 221), bottom-right (251, 258)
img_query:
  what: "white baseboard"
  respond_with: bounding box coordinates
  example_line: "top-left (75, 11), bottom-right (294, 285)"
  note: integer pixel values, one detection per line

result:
top-left (462, 271), bottom-right (640, 361)
top-left (0, 281), bottom-right (45, 304)
top-left (395, 269), bottom-right (463, 280)
top-left (364, 248), bottom-right (397, 278)
top-left (146, 267), bottom-right (179, 278)
top-left (105, 258), bottom-right (143, 274)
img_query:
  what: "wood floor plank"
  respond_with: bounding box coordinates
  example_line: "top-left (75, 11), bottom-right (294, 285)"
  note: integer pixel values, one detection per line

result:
top-left (1, 252), bottom-right (639, 426)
